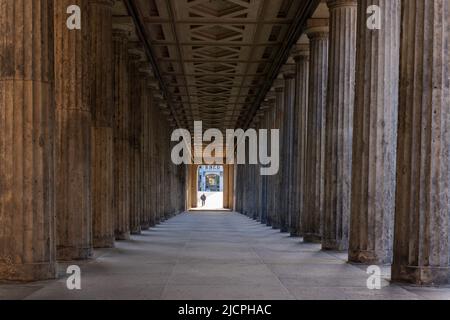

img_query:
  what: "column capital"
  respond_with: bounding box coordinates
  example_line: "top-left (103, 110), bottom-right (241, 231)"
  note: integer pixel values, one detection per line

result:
top-left (281, 64), bottom-right (296, 79)
top-left (112, 26), bottom-right (131, 40)
top-left (138, 62), bottom-right (152, 76)
top-left (291, 44), bottom-right (310, 61)
top-left (327, 0), bottom-right (357, 10)
top-left (305, 18), bottom-right (329, 39)
top-left (89, 0), bottom-right (115, 7)
top-left (153, 91), bottom-right (164, 100)
top-left (128, 53), bottom-right (142, 64)
top-left (148, 78), bottom-right (160, 90)
top-left (260, 103), bottom-right (272, 110)
top-left (271, 79), bottom-right (285, 91)
top-left (265, 92), bottom-right (277, 102)
top-left (128, 44), bottom-right (146, 62)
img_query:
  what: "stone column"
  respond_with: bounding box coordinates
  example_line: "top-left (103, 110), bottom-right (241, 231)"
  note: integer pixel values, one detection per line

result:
top-left (144, 82), bottom-right (154, 227)
top-left (273, 83), bottom-right (284, 229)
top-left (139, 71), bottom-right (150, 230)
top-left (112, 29), bottom-right (130, 240)
top-left (152, 96), bottom-right (163, 221)
top-left (259, 111), bottom-right (270, 224)
top-left (265, 95), bottom-right (276, 227)
top-left (148, 79), bottom-right (159, 225)
top-left (0, 0), bottom-right (56, 281)
top-left (54, 0), bottom-right (92, 260)
top-left (158, 106), bottom-right (166, 222)
top-left (281, 65), bottom-right (296, 234)
top-left (291, 44), bottom-right (309, 236)
top-left (322, 0), bottom-right (357, 251)
top-left (128, 54), bottom-right (142, 235)
top-left (303, 19), bottom-right (329, 243)
top-left (90, 0), bottom-right (115, 248)
top-left (392, 0), bottom-right (450, 285)
top-left (349, 0), bottom-right (400, 264)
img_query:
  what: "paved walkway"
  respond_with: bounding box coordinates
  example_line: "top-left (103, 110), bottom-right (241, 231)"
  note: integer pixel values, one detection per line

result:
top-left (1, 211), bottom-right (450, 300)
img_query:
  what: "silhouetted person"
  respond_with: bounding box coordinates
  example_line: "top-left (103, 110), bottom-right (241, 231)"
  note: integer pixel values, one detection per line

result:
top-left (200, 194), bottom-right (206, 207)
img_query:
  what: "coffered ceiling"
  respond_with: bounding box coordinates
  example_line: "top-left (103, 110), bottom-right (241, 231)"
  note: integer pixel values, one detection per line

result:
top-left (122, 0), bottom-right (319, 132)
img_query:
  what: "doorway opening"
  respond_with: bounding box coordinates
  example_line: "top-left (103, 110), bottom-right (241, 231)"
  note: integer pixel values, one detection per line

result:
top-left (197, 165), bottom-right (224, 209)
top-left (186, 164), bottom-right (234, 210)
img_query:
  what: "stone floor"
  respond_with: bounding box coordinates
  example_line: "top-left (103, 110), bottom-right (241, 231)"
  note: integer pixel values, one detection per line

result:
top-left (1, 211), bottom-right (450, 300)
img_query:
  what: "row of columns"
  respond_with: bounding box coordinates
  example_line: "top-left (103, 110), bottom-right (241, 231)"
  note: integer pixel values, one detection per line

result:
top-left (0, 0), bottom-right (186, 281)
top-left (236, 0), bottom-right (450, 285)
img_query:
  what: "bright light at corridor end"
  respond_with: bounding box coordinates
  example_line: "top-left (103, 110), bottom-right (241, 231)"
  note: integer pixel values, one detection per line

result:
top-left (171, 121), bottom-right (280, 176)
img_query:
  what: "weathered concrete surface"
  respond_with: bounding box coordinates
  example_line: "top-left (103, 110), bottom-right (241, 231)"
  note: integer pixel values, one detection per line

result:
top-left (1, 212), bottom-right (449, 300)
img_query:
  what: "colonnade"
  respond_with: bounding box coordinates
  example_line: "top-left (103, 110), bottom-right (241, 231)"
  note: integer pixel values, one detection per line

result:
top-left (0, 0), bottom-right (449, 288)
top-left (0, 0), bottom-right (185, 281)
top-left (235, 0), bottom-right (450, 285)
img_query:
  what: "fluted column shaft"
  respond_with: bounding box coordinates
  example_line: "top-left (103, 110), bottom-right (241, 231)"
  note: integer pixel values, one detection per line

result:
top-left (282, 69), bottom-right (296, 233)
top-left (113, 30), bottom-right (130, 240)
top-left (0, 0), bottom-right (56, 280)
top-left (157, 110), bottom-right (165, 221)
top-left (392, 0), bottom-right (450, 285)
top-left (128, 56), bottom-right (142, 235)
top-left (322, 0), bottom-right (357, 251)
top-left (292, 46), bottom-right (309, 236)
top-left (139, 73), bottom-right (150, 230)
top-left (260, 113), bottom-right (270, 224)
top-left (273, 87), bottom-right (284, 230)
top-left (90, 0), bottom-right (115, 248)
top-left (144, 84), bottom-right (154, 227)
top-left (153, 98), bottom-right (163, 223)
top-left (303, 23), bottom-right (329, 243)
top-left (148, 85), bottom-right (158, 226)
top-left (349, 0), bottom-right (400, 264)
top-left (54, 0), bottom-right (92, 261)
top-left (266, 98), bottom-right (276, 227)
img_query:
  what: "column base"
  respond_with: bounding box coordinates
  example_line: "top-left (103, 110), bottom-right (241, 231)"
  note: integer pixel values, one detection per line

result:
top-left (290, 227), bottom-right (302, 237)
top-left (141, 222), bottom-right (150, 230)
top-left (130, 227), bottom-right (142, 235)
top-left (303, 233), bottom-right (322, 243)
top-left (322, 239), bottom-right (348, 251)
top-left (93, 236), bottom-right (115, 249)
top-left (57, 246), bottom-right (93, 261)
top-left (292, 230), bottom-right (303, 237)
top-left (280, 227), bottom-right (289, 233)
top-left (348, 249), bottom-right (392, 265)
top-left (260, 217), bottom-right (267, 225)
top-left (392, 264), bottom-right (450, 286)
top-left (0, 261), bottom-right (56, 282)
top-left (115, 231), bottom-right (130, 241)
